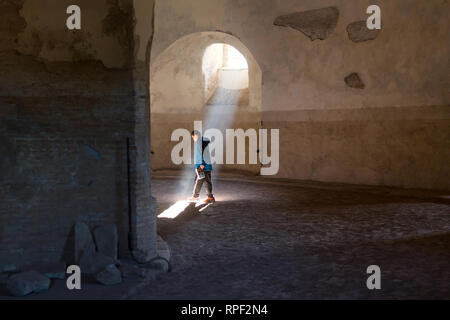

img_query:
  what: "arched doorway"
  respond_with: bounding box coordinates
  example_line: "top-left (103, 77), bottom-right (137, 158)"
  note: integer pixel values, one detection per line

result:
top-left (150, 32), bottom-right (262, 175)
top-left (203, 43), bottom-right (249, 107)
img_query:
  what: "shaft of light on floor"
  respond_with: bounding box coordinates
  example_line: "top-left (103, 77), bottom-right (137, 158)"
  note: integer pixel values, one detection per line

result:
top-left (158, 200), bottom-right (190, 219)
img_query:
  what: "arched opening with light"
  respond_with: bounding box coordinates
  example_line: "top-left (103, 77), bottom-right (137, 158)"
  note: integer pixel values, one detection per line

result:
top-left (202, 43), bottom-right (249, 107)
top-left (150, 32), bottom-right (262, 219)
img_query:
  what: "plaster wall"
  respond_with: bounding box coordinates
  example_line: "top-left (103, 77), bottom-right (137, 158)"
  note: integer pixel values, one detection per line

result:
top-left (150, 0), bottom-right (449, 189)
top-left (150, 31), bottom-right (262, 174)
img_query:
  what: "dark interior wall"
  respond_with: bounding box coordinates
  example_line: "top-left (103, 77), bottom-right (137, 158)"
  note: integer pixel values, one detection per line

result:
top-left (0, 0), bottom-right (136, 269)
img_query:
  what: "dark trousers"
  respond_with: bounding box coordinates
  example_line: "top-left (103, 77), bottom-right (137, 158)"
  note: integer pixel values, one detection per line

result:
top-left (193, 171), bottom-right (213, 198)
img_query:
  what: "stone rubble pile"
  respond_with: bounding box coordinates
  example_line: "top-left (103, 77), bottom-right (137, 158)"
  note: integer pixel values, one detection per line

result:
top-left (6, 271), bottom-right (51, 297)
top-left (2, 261), bottom-right (67, 297)
top-left (74, 222), bottom-right (122, 285)
top-left (1, 222), bottom-right (171, 297)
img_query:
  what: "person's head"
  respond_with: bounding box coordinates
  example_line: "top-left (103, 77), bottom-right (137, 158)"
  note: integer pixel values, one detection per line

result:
top-left (191, 130), bottom-right (201, 142)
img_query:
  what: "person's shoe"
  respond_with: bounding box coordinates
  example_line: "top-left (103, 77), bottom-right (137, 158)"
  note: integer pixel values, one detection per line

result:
top-left (187, 196), bottom-right (199, 202)
top-left (203, 196), bottom-right (216, 204)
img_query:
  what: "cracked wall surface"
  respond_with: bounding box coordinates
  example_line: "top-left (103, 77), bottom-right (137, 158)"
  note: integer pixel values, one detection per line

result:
top-left (0, 0), bottom-right (156, 269)
top-left (151, 0), bottom-right (449, 190)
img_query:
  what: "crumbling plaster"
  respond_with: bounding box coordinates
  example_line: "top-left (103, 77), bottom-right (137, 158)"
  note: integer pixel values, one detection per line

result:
top-left (152, 0), bottom-right (449, 110)
top-left (15, 0), bottom-right (134, 68)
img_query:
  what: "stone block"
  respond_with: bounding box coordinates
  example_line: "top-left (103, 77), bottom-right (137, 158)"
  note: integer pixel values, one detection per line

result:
top-left (78, 250), bottom-right (115, 275)
top-left (93, 224), bottom-right (118, 260)
top-left (6, 271), bottom-right (51, 297)
top-left (74, 222), bottom-right (96, 263)
top-left (94, 264), bottom-right (122, 286)
top-left (118, 262), bottom-right (147, 279)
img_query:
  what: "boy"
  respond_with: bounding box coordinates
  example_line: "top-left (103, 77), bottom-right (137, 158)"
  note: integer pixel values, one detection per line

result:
top-left (188, 130), bottom-right (215, 204)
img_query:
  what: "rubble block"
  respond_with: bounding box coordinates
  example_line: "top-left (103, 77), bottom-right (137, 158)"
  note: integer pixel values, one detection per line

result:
top-left (93, 224), bottom-right (118, 260)
top-left (74, 222), bottom-right (96, 263)
top-left (94, 264), bottom-right (122, 286)
top-left (6, 271), bottom-right (51, 297)
top-left (78, 250), bottom-right (115, 275)
top-left (118, 262), bottom-right (147, 279)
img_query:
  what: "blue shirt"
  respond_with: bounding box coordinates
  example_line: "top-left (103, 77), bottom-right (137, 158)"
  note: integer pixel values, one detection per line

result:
top-left (194, 138), bottom-right (212, 172)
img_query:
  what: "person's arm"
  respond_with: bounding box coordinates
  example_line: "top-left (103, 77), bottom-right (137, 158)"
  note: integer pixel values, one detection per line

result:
top-left (202, 142), bottom-right (212, 169)
top-left (194, 140), bottom-right (203, 168)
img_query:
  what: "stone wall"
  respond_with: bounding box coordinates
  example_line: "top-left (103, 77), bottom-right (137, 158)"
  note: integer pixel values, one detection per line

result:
top-left (0, 0), bottom-right (157, 269)
top-left (150, 0), bottom-right (450, 190)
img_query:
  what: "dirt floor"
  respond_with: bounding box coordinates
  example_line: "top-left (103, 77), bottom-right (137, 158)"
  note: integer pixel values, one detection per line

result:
top-left (131, 172), bottom-right (450, 300)
top-left (1, 173), bottom-right (449, 300)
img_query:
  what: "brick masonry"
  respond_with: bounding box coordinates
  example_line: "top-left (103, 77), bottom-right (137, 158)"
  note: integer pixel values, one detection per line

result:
top-left (0, 0), bottom-right (158, 269)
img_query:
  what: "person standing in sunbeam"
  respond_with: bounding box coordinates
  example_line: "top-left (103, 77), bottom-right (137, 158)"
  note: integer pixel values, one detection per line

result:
top-left (187, 130), bottom-right (216, 204)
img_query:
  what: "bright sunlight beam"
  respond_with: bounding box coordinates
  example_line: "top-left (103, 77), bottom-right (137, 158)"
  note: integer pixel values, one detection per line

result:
top-left (158, 200), bottom-right (191, 219)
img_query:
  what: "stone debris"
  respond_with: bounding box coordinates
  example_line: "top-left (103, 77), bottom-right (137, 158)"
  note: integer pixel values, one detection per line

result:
top-left (347, 21), bottom-right (381, 43)
top-left (74, 222), bottom-right (96, 263)
top-left (93, 264), bottom-right (122, 286)
top-left (78, 250), bottom-right (116, 275)
top-left (148, 258), bottom-right (170, 273)
top-left (93, 224), bottom-right (118, 260)
top-left (28, 262), bottom-right (67, 280)
top-left (118, 262), bottom-right (148, 279)
top-left (73, 223), bottom-right (129, 287)
top-left (6, 271), bottom-right (51, 297)
top-left (274, 7), bottom-right (339, 41)
top-left (345, 73), bottom-right (365, 89)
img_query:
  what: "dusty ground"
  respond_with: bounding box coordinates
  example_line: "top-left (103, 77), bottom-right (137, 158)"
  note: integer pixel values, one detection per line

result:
top-left (1, 173), bottom-right (449, 300)
top-left (132, 173), bottom-right (450, 300)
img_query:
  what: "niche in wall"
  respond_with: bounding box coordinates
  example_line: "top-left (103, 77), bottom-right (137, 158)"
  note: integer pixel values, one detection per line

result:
top-left (202, 43), bottom-right (249, 106)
